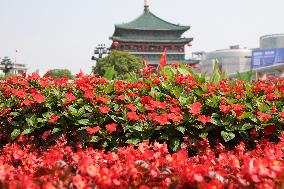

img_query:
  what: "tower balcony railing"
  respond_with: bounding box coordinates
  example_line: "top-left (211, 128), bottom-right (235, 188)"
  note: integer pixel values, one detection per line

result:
top-left (119, 47), bottom-right (184, 53)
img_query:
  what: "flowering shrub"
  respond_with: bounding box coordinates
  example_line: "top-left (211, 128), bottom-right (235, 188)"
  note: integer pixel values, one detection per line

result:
top-left (1, 65), bottom-right (284, 152)
top-left (0, 135), bottom-right (283, 188)
top-left (1, 65), bottom-right (284, 188)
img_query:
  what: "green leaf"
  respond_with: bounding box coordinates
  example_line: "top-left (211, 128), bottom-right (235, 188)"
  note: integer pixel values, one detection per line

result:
top-left (240, 123), bottom-right (254, 131)
top-left (225, 124), bottom-right (237, 132)
top-left (199, 132), bottom-right (208, 138)
top-left (90, 136), bottom-right (100, 143)
top-left (173, 87), bottom-right (182, 98)
top-left (132, 125), bottom-right (143, 132)
top-left (211, 113), bottom-right (221, 125)
top-left (126, 138), bottom-right (141, 145)
top-left (104, 84), bottom-right (113, 94)
top-left (77, 119), bottom-right (89, 125)
top-left (68, 106), bottom-right (78, 116)
top-left (161, 67), bottom-right (174, 80)
top-left (9, 112), bottom-right (20, 116)
top-left (22, 128), bottom-right (33, 135)
top-left (239, 112), bottom-right (252, 119)
top-left (11, 129), bottom-right (21, 140)
top-left (177, 67), bottom-right (190, 75)
top-left (37, 118), bottom-right (46, 123)
top-left (250, 114), bottom-right (258, 123)
top-left (170, 139), bottom-right (180, 152)
top-left (77, 107), bottom-right (85, 116)
top-left (101, 141), bottom-right (108, 148)
top-left (179, 96), bottom-right (189, 105)
top-left (259, 103), bottom-right (269, 112)
top-left (51, 128), bottom-right (62, 134)
top-left (176, 126), bottom-right (185, 134)
top-left (123, 124), bottom-right (143, 132)
top-left (221, 131), bottom-right (235, 142)
top-left (239, 131), bottom-right (249, 140)
top-left (26, 115), bottom-right (38, 127)
top-left (42, 112), bottom-right (51, 119)
top-left (84, 105), bottom-right (93, 112)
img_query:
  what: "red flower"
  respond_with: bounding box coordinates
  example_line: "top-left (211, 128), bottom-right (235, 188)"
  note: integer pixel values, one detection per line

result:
top-left (189, 102), bottom-right (202, 116)
top-left (1, 108), bottom-right (11, 116)
top-left (66, 93), bottom-right (77, 102)
top-left (231, 104), bottom-right (245, 111)
top-left (127, 112), bottom-right (139, 121)
top-left (38, 80), bottom-right (49, 87)
top-left (105, 123), bottom-right (116, 133)
top-left (167, 113), bottom-right (183, 122)
top-left (271, 106), bottom-right (277, 114)
top-left (198, 115), bottom-right (211, 124)
top-left (266, 93), bottom-right (280, 101)
top-left (117, 94), bottom-right (126, 101)
top-left (99, 106), bottom-right (110, 114)
top-left (72, 175), bottom-right (86, 189)
top-left (125, 103), bottom-right (137, 111)
top-left (139, 185), bottom-right (150, 189)
top-left (221, 98), bottom-right (227, 105)
top-left (280, 112), bottom-right (284, 118)
top-left (32, 93), bottom-right (46, 103)
top-left (23, 99), bottom-right (33, 106)
top-left (263, 125), bottom-right (276, 135)
top-left (86, 126), bottom-right (100, 135)
top-left (83, 90), bottom-right (94, 99)
top-left (257, 111), bottom-right (271, 121)
top-left (42, 131), bottom-right (51, 140)
top-left (219, 105), bottom-right (231, 113)
top-left (7, 117), bottom-right (12, 122)
top-left (48, 115), bottom-right (60, 123)
top-left (153, 113), bottom-right (168, 125)
top-left (13, 89), bottom-right (27, 99)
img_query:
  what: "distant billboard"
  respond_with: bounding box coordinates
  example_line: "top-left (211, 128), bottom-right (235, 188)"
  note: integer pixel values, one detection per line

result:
top-left (252, 48), bottom-right (284, 68)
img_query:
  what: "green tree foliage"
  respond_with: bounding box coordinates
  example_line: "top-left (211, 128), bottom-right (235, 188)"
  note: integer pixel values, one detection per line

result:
top-left (1, 56), bottom-right (13, 74)
top-left (94, 50), bottom-right (143, 80)
top-left (1, 56), bottom-right (12, 66)
top-left (47, 69), bottom-right (74, 79)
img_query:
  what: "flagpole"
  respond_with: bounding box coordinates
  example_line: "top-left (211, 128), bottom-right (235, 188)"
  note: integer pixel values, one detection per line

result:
top-left (15, 50), bottom-right (18, 64)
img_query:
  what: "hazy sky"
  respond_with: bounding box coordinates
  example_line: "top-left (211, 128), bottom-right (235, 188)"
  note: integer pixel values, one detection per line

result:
top-left (0, 0), bottom-right (283, 74)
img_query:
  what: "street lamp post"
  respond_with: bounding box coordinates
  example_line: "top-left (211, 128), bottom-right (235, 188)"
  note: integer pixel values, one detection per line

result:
top-left (91, 44), bottom-right (110, 61)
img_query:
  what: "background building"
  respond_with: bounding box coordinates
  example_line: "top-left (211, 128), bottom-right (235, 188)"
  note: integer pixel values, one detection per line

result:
top-left (250, 34), bottom-right (284, 80)
top-left (200, 45), bottom-right (252, 75)
top-left (109, 1), bottom-right (197, 66)
top-left (0, 63), bottom-right (27, 76)
top-left (260, 34), bottom-right (284, 49)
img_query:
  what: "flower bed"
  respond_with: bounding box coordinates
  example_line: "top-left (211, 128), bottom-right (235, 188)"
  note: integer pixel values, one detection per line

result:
top-left (1, 65), bottom-right (284, 151)
top-left (1, 65), bottom-right (284, 188)
top-left (0, 136), bottom-right (283, 188)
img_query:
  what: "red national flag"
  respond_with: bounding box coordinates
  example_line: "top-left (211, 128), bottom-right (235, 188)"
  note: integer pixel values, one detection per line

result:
top-left (158, 48), bottom-right (167, 71)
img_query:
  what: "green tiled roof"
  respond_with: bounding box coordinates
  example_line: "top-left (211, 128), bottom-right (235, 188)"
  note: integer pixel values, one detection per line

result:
top-left (115, 10), bottom-right (190, 31)
top-left (111, 36), bottom-right (193, 43)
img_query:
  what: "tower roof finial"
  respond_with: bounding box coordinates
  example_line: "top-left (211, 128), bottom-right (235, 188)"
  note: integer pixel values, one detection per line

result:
top-left (144, 0), bottom-right (149, 12)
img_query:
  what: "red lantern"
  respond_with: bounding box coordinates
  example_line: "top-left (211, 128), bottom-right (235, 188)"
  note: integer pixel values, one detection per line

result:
top-left (113, 41), bottom-right (119, 47)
